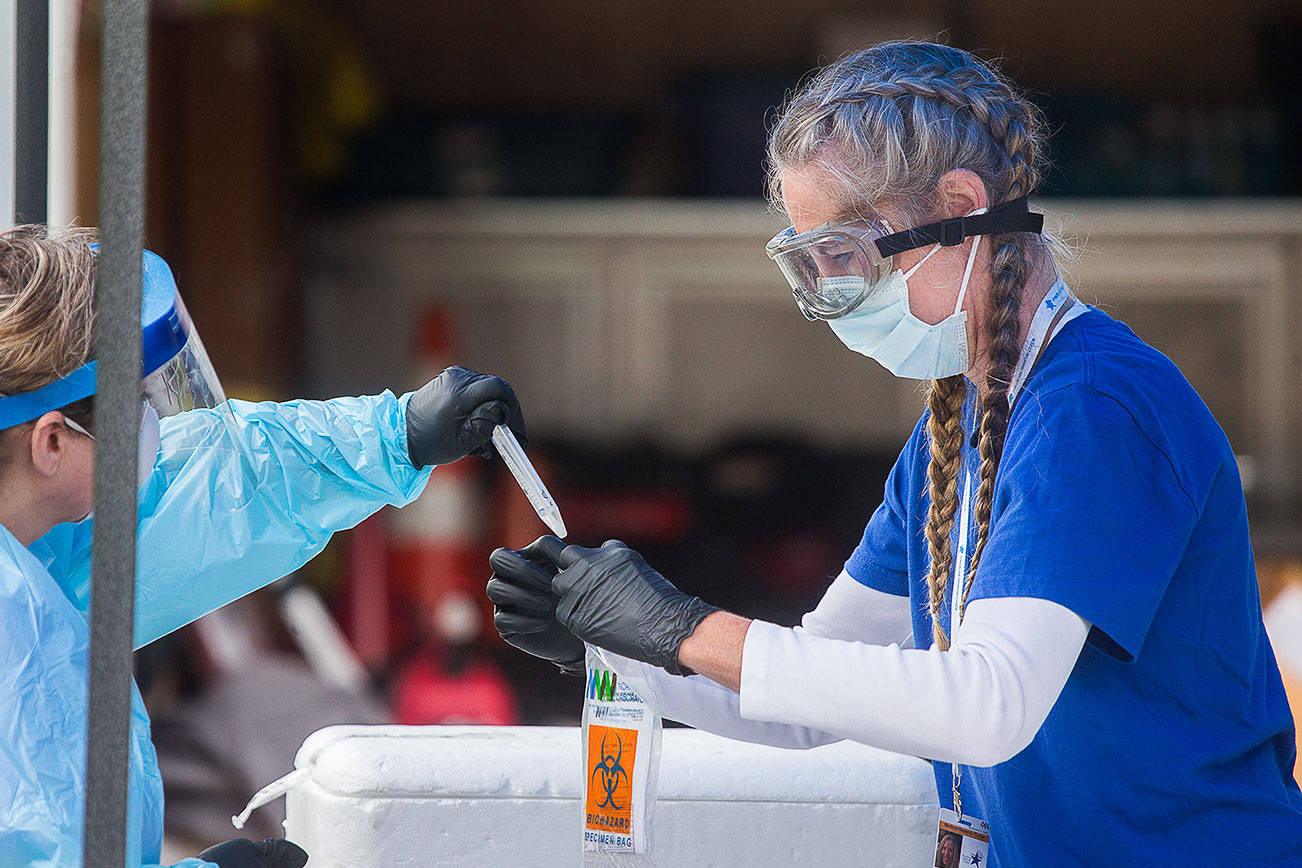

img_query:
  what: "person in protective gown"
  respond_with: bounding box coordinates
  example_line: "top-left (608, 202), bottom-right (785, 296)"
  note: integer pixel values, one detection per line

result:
top-left (0, 225), bottom-right (528, 867)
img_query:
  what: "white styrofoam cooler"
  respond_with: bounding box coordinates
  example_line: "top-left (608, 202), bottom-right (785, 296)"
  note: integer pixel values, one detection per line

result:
top-left (281, 725), bottom-right (938, 867)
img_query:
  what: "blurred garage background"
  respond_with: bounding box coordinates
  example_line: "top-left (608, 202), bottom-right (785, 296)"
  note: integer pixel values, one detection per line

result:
top-left (8, 0), bottom-right (1302, 848)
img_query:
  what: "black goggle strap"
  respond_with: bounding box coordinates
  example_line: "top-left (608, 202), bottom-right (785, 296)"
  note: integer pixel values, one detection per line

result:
top-left (872, 196), bottom-right (1043, 258)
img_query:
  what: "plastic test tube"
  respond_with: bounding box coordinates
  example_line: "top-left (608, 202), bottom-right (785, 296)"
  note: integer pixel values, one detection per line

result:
top-left (492, 425), bottom-right (568, 538)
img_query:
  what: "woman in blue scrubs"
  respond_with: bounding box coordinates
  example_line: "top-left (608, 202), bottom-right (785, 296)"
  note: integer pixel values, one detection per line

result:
top-left (0, 225), bottom-right (527, 867)
top-left (487, 41), bottom-right (1302, 865)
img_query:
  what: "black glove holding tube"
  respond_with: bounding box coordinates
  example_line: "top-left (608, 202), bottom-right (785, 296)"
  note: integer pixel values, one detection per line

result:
top-left (522, 535), bottom-right (717, 676)
top-left (405, 365), bottom-right (528, 468)
top-left (487, 538), bottom-right (586, 675)
top-left (198, 838), bottom-right (308, 868)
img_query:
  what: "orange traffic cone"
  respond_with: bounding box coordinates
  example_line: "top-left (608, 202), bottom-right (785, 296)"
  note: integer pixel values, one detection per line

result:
top-left (389, 304), bottom-right (489, 643)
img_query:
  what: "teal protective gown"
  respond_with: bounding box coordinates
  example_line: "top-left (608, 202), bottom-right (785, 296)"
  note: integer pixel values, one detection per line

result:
top-left (2, 390), bottom-right (432, 866)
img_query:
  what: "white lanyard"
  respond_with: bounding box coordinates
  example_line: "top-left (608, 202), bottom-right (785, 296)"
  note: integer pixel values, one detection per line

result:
top-left (949, 280), bottom-right (1083, 820)
top-left (951, 473), bottom-right (974, 634)
top-left (951, 278), bottom-right (1082, 628)
top-left (1009, 279), bottom-right (1084, 404)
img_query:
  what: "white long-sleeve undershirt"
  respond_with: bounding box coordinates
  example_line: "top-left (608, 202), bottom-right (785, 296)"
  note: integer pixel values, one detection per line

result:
top-left (601, 571), bottom-right (1089, 766)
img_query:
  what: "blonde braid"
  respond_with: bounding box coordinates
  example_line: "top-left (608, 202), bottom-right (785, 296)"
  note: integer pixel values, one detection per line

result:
top-left (959, 100), bottom-right (1042, 617)
top-left (924, 375), bottom-right (967, 650)
top-left (830, 68), bottom-right (1043, 643)
top-left (847, 74), bottom-right (1037, 643)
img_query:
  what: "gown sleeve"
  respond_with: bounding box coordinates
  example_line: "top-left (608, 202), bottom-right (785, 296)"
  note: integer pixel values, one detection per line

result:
top-left (0, 535), bottom-right (221, 868)
top-left (32, 390), bottom-right (433, 648)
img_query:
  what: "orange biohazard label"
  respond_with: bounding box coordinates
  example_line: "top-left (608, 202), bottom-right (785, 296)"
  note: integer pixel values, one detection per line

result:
top-left (585, 724), bottom-right (638, 836)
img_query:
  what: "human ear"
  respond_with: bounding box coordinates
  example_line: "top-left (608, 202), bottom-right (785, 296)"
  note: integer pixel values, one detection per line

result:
top-left (935, 169), bottom-right (990, 219)
top-left (28, 412), bottom-right (73, 477)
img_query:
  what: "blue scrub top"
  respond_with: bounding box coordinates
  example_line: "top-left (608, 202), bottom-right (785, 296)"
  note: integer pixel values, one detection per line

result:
top-left (845, 308), bottom-right (1302, 866)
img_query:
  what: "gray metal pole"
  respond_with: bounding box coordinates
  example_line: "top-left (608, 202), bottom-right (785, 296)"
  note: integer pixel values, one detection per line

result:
top-left (14, 0), bottom-right (48, 223)
top-left (84, 0), bottom-right (147, 864)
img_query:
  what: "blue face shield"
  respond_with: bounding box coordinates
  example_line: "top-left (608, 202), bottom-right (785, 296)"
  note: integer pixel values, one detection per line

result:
top-left (0, 249), bottom-right (226, 432)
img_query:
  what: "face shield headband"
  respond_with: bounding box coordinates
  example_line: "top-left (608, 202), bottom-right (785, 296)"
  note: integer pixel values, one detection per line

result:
top-left (766, 196), bottom-right (1044, 321)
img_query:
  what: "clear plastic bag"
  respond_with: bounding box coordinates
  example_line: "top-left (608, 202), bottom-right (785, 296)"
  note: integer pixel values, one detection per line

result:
top-left (581, 644), bottom-right (662, 864)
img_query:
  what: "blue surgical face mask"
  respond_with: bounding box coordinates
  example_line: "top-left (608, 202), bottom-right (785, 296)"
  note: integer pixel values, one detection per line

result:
top-left (825, 208), bottom-right (986, 380)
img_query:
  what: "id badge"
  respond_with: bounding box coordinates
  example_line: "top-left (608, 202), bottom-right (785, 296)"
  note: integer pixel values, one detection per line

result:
top-left (934, 808), bottom-right (990, 867)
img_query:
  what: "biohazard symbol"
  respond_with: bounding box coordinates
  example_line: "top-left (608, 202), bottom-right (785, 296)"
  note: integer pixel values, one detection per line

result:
top-left (590, 730), bottom-right (630, 810)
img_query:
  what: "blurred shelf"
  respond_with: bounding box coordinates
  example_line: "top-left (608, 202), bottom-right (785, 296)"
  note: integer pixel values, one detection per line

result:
top-left (313, 197), bottom-right (1302, 241)
top-left (304, 197), bottom-right (1302, 513)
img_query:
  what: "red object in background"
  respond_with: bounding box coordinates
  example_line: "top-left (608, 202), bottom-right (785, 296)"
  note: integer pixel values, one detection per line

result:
top-left (388, 457), bottom-right (486, 615)
top-left (340, 302), bottom-right (498, 666)
top-left (416, 304), bottom-right (459, 365)
top-left (748, 531), bottom-right (839, 598)
top-left (388, 303), bottom-right (490, 628)
top-left (391, 650), bottom-right (519, 725)
top-left (347, 514), bottom-right (391, 669)
top-left (562, 490), bottom-right (693, 544)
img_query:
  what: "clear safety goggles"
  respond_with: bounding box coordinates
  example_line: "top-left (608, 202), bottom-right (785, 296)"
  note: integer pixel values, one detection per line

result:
top-left (765, 216), bottom-right (896, 321)
top-left (765, 196), bottom-right (1045, 321)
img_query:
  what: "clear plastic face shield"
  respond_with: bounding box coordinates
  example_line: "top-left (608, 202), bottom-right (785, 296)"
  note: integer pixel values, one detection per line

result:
top-left (765, 197), bottom-right (1045, 321)
top-left (0, 249), bottom-right (227, 476)
top-left (137, 251), bottom-right (226, 419)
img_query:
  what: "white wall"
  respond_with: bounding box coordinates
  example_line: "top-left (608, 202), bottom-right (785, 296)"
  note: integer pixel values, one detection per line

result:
top-left (305, 199), bottom-right (1302, 511)
top-left (48, 0), bottom-right (77, 227)
top-left (0, 2), bottom-right (77, 227)
top-left (1, 1), bottom-right (16, 224)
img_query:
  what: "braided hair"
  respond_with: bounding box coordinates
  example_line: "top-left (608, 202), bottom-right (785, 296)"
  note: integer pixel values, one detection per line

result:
top-left (766, 42), bottom-right (1050, 649)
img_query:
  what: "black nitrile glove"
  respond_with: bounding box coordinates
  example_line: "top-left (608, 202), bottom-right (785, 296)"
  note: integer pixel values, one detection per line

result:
top-left (405, 365), bottom-right (528, 468)
top-left (487, 538), bottom-right (586, 675)
top-left (198, 838), bottom-right (308, 868)
top-left (531, 536), bottom-right (717, 676)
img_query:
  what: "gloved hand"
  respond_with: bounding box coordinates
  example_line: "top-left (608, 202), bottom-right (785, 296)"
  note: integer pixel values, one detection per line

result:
top-left (198, 838), bottom-right (308, 868)
top-left (405, 365), bottom-right (528, 468)
top-left (530, 536), bottom-right (718, 675)
top-left (487, 538), bottom-right (585, 675)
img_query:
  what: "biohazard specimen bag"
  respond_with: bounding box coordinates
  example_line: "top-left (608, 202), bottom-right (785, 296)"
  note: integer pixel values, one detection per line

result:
top-left (581, 644), bottom-right (662, 864)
